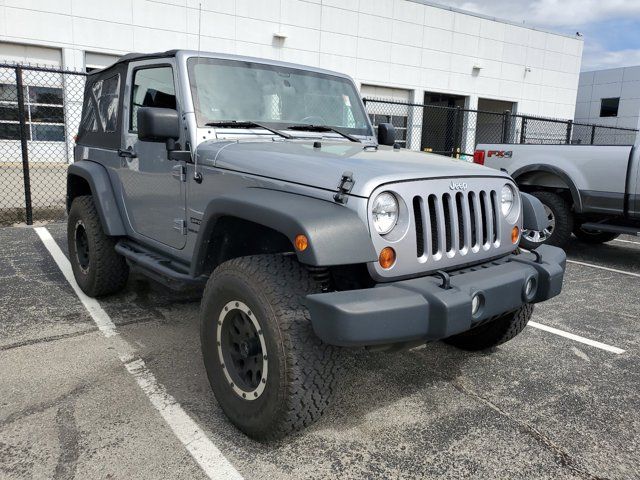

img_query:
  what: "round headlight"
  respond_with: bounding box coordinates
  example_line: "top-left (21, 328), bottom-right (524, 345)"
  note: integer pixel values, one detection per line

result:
top-left (501, 184), bottom-right (515, 217)
top-left (372, 192), bottom-right (398, 235)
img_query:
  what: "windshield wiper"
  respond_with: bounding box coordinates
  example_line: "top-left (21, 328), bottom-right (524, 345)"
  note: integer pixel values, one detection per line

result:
top-left (205, 121), bottom-right (292, 139)
top-left (287, 124), bottom-right (361, 143)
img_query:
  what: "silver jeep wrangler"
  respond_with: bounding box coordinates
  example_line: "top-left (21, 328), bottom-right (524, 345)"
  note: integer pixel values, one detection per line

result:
top-left (67, 50), bottom-right (566, 440)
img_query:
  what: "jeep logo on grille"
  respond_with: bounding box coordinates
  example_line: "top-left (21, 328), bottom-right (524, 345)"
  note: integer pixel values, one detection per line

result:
top-left (449, 181), bottom-right (468, 191)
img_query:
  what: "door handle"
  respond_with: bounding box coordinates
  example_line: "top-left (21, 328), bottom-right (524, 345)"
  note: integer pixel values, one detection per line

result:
top-left (118, 148), bottom-right (137, 158)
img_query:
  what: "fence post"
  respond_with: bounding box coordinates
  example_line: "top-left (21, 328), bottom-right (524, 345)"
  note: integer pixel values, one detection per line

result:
top-left (590, 125), bottom-right (596, 145)
top-left (451, 106), bottom-right (461, 157)
top-left (502, 110), bottom-right (511, 143)
top-left (15, 66), bottom-right (33, 225)
top-left (520, 116), bottom-right (527, 144)
top-left (565, 119), bottom-right (573, 144)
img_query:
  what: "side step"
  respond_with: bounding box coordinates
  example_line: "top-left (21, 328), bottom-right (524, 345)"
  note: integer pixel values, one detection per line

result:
top-left (115, 241), bottom-right (207, 290)
top-left (581, 223), bottom-right (640, 236)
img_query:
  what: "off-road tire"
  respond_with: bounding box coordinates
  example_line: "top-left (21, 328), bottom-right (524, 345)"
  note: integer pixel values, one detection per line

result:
top-left (444, 304), bottom-right (534, 351)
top-left (573, 226), bottom-right (619, 244)
top-left (200, 254), bottom-right (340, 440)
top-left (67, 195), bottom-right (129, 297)
top-left (520, 191), bottom-right (573, 250)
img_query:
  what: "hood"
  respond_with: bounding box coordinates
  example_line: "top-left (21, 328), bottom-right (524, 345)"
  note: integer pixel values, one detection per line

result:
top-left (200, 139), bottom-right (510, 198)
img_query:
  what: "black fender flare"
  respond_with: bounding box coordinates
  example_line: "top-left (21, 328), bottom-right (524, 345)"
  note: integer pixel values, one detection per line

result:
top-left (511, 165), bottom-right (583, 213)
top-left (67, 162), bottom-right (126, 236)
top-left (192, 188), bottom-right (377, 274)
top-left (520, 192), bottom-right (548, 231)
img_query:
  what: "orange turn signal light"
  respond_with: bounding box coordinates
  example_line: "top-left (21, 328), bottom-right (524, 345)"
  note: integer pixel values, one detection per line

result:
top-left (294, 234), bottom-right (308, 251)
top-left (511, 226), bottom-right (520, 244)
top-left (379, 247), bottom-right (396, 269)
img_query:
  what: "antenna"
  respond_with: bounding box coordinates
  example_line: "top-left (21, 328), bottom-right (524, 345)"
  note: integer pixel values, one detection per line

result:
top-left (193, 2), bottom-right (203, 183)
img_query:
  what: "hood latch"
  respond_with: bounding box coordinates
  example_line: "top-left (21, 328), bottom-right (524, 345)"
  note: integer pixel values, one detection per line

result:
top-left (334, 171), bottom-right (354, 204)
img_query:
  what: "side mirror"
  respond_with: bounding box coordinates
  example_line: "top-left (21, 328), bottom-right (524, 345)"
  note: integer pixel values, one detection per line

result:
top-left (137, 107), bottom-right (180, 142)
top-left (377, 122), bottom-right (396, 146)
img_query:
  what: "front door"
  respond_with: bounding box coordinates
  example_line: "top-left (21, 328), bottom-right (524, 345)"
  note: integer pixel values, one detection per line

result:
top-left (119, 61), bottom-right (187, 249)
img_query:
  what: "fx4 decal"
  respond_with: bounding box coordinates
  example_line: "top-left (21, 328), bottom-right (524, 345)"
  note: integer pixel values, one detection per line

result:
top-left (487, 150), bottom-right (513, 158)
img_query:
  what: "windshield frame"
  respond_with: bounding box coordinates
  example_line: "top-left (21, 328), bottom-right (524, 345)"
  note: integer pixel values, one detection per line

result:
top-left (186, 57), bottom-right (373, 137)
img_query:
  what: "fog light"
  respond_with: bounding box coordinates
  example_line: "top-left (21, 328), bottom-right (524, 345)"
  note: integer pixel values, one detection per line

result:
top-left (378, 247), bottom-right (396, 269)
top-left (471, 293), bottom-right (482, 316)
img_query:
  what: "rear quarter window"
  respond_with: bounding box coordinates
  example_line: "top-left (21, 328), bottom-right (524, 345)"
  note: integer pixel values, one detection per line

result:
top-left (79, 74), bottom-right (120, 134)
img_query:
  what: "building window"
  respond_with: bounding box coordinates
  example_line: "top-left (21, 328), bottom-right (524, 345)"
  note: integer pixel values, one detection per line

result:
top-left (600, 97), bottom-right (619, 117)
top-left (0, 83), bottom-right (65, 141)
top-left (368, 113), bottom-right (408, 147)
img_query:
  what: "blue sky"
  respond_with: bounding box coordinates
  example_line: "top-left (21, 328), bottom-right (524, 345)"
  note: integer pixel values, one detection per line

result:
top-left (436, 0), bottom-right (640, 71)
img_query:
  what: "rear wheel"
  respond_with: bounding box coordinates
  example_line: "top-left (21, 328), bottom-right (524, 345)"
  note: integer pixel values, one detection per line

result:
top-left (520, 191), bottom-right (573, 250)
top-left (444, 304), bottom-right (534, 351)
top-left (67, 195), bottom-right (129, 297)
top-left (573, 225), bottom-right (619, 244)
top-left (200, 255), bottom-right (340, 440)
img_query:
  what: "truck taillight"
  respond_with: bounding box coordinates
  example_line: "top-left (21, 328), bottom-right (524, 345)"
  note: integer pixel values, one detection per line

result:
top-left (473, 150), bottom-right (485, 165)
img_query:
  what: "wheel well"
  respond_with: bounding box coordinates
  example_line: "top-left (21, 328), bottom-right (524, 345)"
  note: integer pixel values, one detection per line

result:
top-left (67, 174), bottom-right (92, 212)
top-left (200, 216), bottom-right (294, 276)
top-left (515, 171), bottom-right (574, 206)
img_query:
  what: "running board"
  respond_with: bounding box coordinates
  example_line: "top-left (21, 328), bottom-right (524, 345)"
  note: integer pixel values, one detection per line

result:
top-left (581, 223), bottom-right (640, 236)
top-left (115, 241), bottom-right (207, 289)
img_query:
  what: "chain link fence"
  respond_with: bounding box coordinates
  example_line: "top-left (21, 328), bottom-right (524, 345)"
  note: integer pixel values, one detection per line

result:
top-left (1, 64), bottom-right (638, 226)
top-left (0, 64), bottom-right (86, 226)
top-left (363, 98), bottom-right (639, 160)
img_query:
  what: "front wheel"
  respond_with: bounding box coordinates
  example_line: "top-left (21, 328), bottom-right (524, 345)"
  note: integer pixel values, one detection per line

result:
top-left (200, 255), bottom-right (340, 440)
top-left (444, 304), bottom-right (534, 351)
top-left (520, 191), bottom-right (573, 250)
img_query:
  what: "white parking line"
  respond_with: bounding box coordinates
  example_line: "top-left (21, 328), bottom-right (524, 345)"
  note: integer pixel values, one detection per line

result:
top-left (613, 238), bottom-right (640, 245)
top-left (34, 227), bottom-right (243, 480)
top-left (566, 259), bottom-right (640, 278)
top-left (529, 321), bottom-right (625, 354)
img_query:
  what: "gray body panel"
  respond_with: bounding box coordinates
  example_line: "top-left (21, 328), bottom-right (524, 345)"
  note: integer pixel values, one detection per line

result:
top-left (479, 143), bottom-right (640, 218)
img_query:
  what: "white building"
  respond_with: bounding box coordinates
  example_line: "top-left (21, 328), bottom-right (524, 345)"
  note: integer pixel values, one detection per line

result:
top-left (0, 0), bottom-right (583, 156)
top-left (575, 66), bottom-right (640, 131)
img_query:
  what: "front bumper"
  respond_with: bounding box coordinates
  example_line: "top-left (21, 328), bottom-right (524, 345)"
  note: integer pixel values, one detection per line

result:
top-left (305, 245), bottom-right (566, 347)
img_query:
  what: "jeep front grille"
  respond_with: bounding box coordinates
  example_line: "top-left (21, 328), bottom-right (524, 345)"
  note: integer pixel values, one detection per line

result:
top-left (367, 177), bottom-right (520, 281)
top-left (413, 190), bottom-right (500, 260)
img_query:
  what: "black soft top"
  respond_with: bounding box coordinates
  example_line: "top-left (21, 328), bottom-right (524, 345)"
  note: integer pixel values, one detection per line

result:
top-left (87, 50), bottom-right (179, 76)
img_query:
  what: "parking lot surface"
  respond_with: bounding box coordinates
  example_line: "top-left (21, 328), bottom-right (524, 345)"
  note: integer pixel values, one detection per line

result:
top-left (1, 223), bottom-right (639, 479)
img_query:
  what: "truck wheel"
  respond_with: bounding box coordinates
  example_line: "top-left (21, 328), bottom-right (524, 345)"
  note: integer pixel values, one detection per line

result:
top-left (444, 304), bottom-right (534, 351)
top-left (573, 226), bottom-right (619, 244)
top-left (520, 191), bottom-right (573, 250)
top-left (200, 255), bottom-right (340, 440)
top-left (67, 195), bottom-right (129, 297)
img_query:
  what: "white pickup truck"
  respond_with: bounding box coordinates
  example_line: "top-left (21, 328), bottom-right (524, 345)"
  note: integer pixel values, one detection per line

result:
top-left (474, 143), bottom-right (640, 249)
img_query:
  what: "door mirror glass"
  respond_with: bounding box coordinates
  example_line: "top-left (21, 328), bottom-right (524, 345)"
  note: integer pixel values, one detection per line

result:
top-left (377, 122), bottom-right (396, 146)
top-left (137, 107), bottom-right (180, 142)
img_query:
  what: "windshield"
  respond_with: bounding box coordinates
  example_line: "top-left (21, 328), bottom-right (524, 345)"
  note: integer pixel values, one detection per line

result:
top-left (187, 57), bottom-right (372, 136)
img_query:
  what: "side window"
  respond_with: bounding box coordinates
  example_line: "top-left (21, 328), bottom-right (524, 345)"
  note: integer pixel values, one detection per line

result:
top-left (130, 66), bottom-right (176, 132)
top-left (79, 74), bottom-right (120, 134)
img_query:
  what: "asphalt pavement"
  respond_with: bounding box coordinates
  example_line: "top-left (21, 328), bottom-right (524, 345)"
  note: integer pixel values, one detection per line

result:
top-left (1, 223), bottom-right (638, 479)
